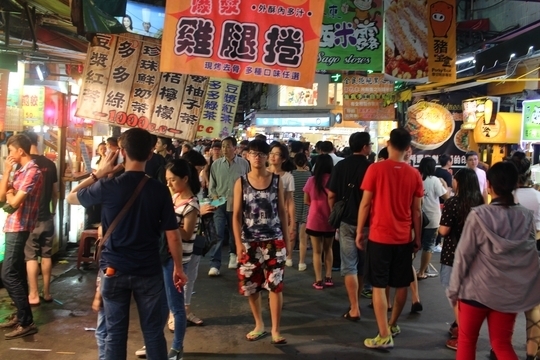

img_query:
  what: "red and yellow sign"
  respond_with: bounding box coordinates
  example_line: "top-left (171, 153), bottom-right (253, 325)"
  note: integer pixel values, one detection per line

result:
top-left (343, 74), bottom-right (394, 121)
top-left (427, 0), bottom-right (456, 82)
top-left (160, 0), bottom-right (325, 88)
top-left (197, 78), bottom-right (242, 139)
top-left (22, 86), bottom-right (45, 127)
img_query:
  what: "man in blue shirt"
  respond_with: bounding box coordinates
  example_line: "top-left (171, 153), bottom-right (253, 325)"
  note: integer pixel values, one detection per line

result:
top-left (67, 129), bottom-right (187, 360)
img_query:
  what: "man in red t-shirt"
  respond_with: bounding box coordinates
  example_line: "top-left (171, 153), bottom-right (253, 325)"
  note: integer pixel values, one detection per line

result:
top-left (356, 128), bottom-right (423, 349)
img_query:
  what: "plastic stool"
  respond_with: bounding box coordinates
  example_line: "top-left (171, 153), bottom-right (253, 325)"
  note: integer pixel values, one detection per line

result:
top-left (77, 229), bottom-right (99, 269)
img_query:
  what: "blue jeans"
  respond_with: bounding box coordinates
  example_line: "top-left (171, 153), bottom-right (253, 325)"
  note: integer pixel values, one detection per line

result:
top-left (96, 271), bottom-right (106, 360)
top-left (184, 254), bottom-right (201, 306)
top-left (163, 258), bottom-right (186, 351)
top-left (101, 271), bottom-right (168, 360)
top-left (209, 204), bottom-right (235, 269)
top-left (2, 232), bottom-right (33, 326)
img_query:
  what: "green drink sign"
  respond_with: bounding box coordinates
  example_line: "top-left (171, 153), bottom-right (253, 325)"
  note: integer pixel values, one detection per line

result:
top-left (522, 100), bottom-right (540, 141)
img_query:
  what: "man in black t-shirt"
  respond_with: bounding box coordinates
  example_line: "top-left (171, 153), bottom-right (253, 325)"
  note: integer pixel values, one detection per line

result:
top-left (435, 154), bottom-right (453, 188)
top-left (23, 132), bottom-right (58, 305)
top-left (327, 132), bottom-right (372, 321)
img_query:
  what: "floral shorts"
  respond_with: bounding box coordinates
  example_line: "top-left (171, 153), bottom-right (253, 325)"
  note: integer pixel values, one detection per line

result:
top-left (237, 239), bottom-right (286, 296)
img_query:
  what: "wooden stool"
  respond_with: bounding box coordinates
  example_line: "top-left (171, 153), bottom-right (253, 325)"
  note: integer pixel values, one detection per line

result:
top-left (77, 229), bottom-right (99, 269)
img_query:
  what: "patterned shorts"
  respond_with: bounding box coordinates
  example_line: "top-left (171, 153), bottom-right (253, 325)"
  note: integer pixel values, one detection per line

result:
top-left (237, 239), bottom-right (286, 296)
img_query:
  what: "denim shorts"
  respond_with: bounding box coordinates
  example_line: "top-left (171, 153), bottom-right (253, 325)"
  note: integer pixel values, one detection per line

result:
top-left (440, 264), bottom-right (452, 288)
top-left (339, 223), bottom-right (367, 277)
top-left (421, 228), bottom-right (438, 252)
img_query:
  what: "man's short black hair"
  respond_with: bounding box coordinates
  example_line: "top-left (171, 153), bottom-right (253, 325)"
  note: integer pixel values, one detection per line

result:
top-left (158, 136), bottom-right (172, 147)
top-left (239, 139), bottom-right (249, 146)
top-left (222, 136), bottom-right (237, 147)
top-left (247, 139), bottom-right (270, 154)
top-left (320, 141), bottom-right (334, 153)
top-left (25, 131), bottom-right (39, 146)
top-left (439, 154), bottom-right (451, 167)
top-left (389, 128), bottom-right (411, 152)
top-left (349, 132), bottom-right (370, 153)
top-left (211, 141), bottom-right (222, 149)
top-left (254, 133), bottom-right (267, 142)
top-left (378, 147), bottom-right (389, 160)
top-left (290, 141), bottom-right (303, 154)
top-left (119, 129), bottom-right (152, 162)
top-left (7, 134), bottom-right (32, 155)
top-left (315, 141), bottom-right (323, 151)
top-left (465, 151), bottom-right (478, 160)
top-left (107, 137), bottom-right (118, 147)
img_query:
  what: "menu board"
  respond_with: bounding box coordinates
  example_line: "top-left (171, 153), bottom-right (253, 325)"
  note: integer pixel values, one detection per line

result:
top-left (522, 100), bottom-right (540, 141)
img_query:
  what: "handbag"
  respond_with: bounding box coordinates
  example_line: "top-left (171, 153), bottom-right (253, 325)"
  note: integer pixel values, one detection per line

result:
top-left (193, 213), bottom-right (218, 256)
top-left (328, 166), bottom-right (364, 229)
top-left (93, 176), bottom-right (149, 263)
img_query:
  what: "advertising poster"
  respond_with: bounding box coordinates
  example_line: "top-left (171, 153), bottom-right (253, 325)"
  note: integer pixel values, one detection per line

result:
top-left (197, 78), bottom-right (242, 139)
top-left (522, 100), bottom-right (540, 141)
top-left (22, 86), bottom-right (45, 127)
top-left (76, 34), bottom-right (209, 141)
top-left (427, 0), bottom-right (456, 82)
top-left (384, 0), bottom-right (428, 82)
top-left (343, 74), bottom-right (394, 121)
top-left (407, 92), bottom-right (469, 167)
top-left (317, 0), bottom-right (384, 71)
top-left (0, 70), bottom-right (8, 131)
top-left (117, 1), bottom-right (166, 38)
top-left (160, 0), bottom-right (325, 88)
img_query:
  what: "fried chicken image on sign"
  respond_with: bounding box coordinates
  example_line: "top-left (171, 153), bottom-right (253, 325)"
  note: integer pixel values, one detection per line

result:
top-left (430, 1), bottom-right (453, 37)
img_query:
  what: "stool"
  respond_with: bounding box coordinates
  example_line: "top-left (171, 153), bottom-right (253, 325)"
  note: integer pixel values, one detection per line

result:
top-left (77, 229), bottom-right (99, 269)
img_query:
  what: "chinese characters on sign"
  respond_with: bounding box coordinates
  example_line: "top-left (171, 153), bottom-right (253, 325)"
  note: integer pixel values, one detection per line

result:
top-left (427, 0), bottom-right (456, 82)
top-left (521, 100), bottom-right (540, 141)
top-left (22, 86), bottom-right (45, 127)
top-left (160, 0), bottom-right (325, 88)
top-left (197, 78), bottom-right (241, 138)
top-left (343, 74), bottom-right (394, 121)
top-left (76, 34), bottom-right (209, 140)
top-left (317, 0), bottom-right (383, 71)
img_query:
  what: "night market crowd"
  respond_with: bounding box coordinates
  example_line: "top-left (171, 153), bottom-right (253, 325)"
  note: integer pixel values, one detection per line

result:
top-left (1, 128), bottom-right (540, 360)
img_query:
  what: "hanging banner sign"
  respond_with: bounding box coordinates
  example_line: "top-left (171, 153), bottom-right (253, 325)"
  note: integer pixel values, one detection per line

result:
top-left (343, 74), bottom-right (394, 121)
top-left (317, 0), bottom-right (383, 71)
top-left (0, 70), bottom-right (9, 131)
top-left (76, 34), bottom-right (209, 140)
top-left (197, 78), bottom-right (242, 139)
top-left (522, 100), bottom-right (540, 141)
top-left (160, 0), bottom-right (325, 88)
top-left (427, 0), bottom-right (456, 82)
top-left (22, 86), bottom-right (45, 127)
top-left (384, 0), bottom-right (428, 82)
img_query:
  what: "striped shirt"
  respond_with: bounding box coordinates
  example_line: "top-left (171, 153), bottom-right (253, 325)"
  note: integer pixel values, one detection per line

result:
top-left (173, 195), bottom-right (200, 264)
top-left (292, 170), bottom-right (311, 223)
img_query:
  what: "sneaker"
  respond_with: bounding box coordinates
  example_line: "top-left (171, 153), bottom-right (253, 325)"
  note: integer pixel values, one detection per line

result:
top-left (389, 324), bottom-right (401, 337)
top-left (361, 289), bottom-right (373, 299)
top-left (410, 302), bottom-right (423, 313)
top-left (285, 259), bottom-right (293, 267)
top-left (168, 348), bottom-right (183, 360)
top-left (4, 323), bottom-right (37, 339)
top-left (208, 267), bottom-right (220, 276)
top-left (433, 245), bottom-right (442, 253)
top-left (312, 281), bottom-right (324, 290)
top-left (0, 314), bottom-right (18, 329)
top-left (446, 338), bottom-right (457, 350)
top-left (298, 263), bottom-right (307, 271)
top-left (449, 325), bottom-right (458, 339)
top-left (228, 254), bottom-right (237, 269)
top-left (135, 346), bottom-right (146, 357)
top-left (324, 277), bottom-right (334, 287)
top-left (364, 334), bottom-right (394, 349)
top-left (168, 311), bottom-right (174, 332)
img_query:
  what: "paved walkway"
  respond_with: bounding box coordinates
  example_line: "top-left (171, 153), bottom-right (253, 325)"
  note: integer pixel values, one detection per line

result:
top-left (0, 248), bottom-right (527, 359)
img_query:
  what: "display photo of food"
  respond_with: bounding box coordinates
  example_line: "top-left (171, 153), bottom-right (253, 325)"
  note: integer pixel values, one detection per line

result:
top-left (405, 101), bottom-right (455, 150)
top-left (384, 0), bottom-right (428, 82)
top-left (454, 128), bottom-right (468, 152)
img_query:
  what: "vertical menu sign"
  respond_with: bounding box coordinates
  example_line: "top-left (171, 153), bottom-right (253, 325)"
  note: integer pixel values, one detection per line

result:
top-left (178, 76), bottom-right (209, 140)
top-left (197, 78), bottom-right (241, 138)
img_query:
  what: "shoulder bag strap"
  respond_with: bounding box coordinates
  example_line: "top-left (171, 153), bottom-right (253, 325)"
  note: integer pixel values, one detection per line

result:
top-left (343, 165), bottom-right (364, 202)
top-left (100, 175), bottom-right (149, 248)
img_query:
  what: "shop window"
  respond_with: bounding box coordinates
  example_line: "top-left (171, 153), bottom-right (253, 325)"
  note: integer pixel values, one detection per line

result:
top-left (328, 83), bottom-right (343, 106)
top-left (279, 84), bottom-right (318, 106)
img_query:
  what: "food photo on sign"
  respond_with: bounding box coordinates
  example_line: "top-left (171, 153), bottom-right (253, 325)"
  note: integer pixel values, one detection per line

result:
top-left (405, 92), bottom-right (471, 167)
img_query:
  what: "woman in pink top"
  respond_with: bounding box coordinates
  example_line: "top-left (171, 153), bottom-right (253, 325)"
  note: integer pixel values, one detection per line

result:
top-left (304, 154), bottom-right (335, 290)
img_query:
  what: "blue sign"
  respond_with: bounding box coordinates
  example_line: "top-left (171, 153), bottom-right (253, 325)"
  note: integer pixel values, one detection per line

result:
top-left (117, 1), bottom-right (165, 39)
top-left (255, 117), bottom-right (330, 127)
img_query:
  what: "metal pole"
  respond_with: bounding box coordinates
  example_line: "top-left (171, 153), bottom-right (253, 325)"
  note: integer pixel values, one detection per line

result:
top-left (57, 83), bottom-right (70, 251)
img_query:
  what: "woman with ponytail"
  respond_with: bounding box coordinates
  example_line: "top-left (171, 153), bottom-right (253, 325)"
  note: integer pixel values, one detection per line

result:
top-left (448, 162), bottom-right (540, 360)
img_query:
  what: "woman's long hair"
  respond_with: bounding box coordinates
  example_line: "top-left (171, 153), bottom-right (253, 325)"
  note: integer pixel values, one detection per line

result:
top-left (418, 157), bottom-right (436, 181)
top-left (166, 159), bottom-right (201, 195)
top-left (487, 161), bottom-right (518, 206)
top-left (270, 143), bottom-right (295, 172)
top-left (508, 151), bottom-right (531, 187)
top-left (453, 168), bottom-right (484, 228)
top-left (313, 154), bottom-right (333, 194)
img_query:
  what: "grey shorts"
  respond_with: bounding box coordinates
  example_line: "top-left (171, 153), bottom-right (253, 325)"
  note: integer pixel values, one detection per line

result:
top-left (339, 223), bottom-right (367, 277)
top-left (24, 218), bottom-right (55, 260)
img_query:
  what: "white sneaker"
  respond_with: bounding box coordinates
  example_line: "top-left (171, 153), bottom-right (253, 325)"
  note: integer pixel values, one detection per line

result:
top-left (298, 263), bottom-right (307, 271)
top-left (285, 259), bottom-right (293, 267)
top-left (228, 254), bottom-right (238, 269)
top-left (433, 245), bottom-right (442, 253)
top-left (135, 346), bottom-right (146, 356)
top-left (208, 267), bottom-right (220, 276)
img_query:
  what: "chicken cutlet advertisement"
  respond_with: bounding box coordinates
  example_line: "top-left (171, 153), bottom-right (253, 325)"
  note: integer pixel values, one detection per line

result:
top-left (317, 0), bottom-right (384, 71)
top-left (407, 92), bottom-right (469, 167)
top-left (384, 0), bottom-right (428, 82)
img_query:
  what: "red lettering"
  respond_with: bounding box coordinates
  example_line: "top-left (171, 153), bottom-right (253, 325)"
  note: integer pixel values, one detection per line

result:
top-left (115, 111), bottom-right (127, 125)
top-left (158, 125), bottom-right (167, 134)
top-left (148, 123), bottom-right (156, 131)
top-left (138, 116), bottom-right (149, 129)
top-left (197, 124), bottom-right (204, 132)
top-left (108, 110), bottom-right (117, 123)
top-left (206, 126), bottom-right (213, 134)
top-left (126, 114), bottom-right (138, 127)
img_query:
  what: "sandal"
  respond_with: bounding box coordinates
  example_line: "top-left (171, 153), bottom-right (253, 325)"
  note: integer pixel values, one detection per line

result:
top-left (246, 330), bottom-right (268, 342)
top-left (271, 336), bottom-right (287, 345)
top-left (187, 313), bottom-right (204, 326)
top-left (342, 309), bottom-right (360, 322)
top-left (417, 273), bottom-right (428, 280)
